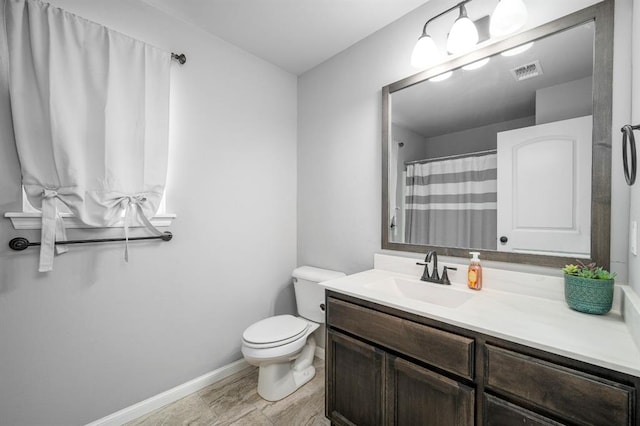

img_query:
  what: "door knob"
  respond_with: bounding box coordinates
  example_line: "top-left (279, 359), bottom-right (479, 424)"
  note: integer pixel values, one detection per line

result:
top-left (499, 236), bottom-right (508, 244)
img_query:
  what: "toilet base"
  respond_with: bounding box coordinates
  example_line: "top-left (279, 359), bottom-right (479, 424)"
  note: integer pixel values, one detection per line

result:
top-left (256, 338), bottom-right (317, 401)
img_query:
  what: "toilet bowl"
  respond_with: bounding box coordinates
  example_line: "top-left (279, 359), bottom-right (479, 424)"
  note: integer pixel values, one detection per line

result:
top-left (241, 266), bottom-right (345, 401)
top-left (242, 315), bottom-right (319, 401)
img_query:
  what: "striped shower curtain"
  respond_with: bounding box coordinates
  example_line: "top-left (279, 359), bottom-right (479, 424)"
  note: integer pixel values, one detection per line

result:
top-left (405, 153), bottom-right (497, 249)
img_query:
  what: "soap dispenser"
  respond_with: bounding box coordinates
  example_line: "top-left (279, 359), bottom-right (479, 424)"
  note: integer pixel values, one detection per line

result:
top-left (467, 252), bottom-right (483, 290)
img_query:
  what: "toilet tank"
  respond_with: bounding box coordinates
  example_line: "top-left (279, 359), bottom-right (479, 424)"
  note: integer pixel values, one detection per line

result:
top-left (292, 266), bottom-right (345, 323)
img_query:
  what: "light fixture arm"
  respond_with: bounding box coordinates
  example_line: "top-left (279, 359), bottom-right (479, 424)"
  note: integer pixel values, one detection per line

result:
top-left (419, 0), bottom-right (473, 36)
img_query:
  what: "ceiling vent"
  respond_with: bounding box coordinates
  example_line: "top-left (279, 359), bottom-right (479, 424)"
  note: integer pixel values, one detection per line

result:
top-left (510, 60), bottom-right (543, 81)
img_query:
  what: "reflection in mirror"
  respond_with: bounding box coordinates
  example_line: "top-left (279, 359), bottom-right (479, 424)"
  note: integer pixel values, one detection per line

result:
top-left (390, 22), bottom-right (594, 256)
top-left (383, 1), bottom-right (614, 268)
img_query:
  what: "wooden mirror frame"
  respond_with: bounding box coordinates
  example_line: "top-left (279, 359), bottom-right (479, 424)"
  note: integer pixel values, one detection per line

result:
top-left (382, 0), bottom-right (614, 268)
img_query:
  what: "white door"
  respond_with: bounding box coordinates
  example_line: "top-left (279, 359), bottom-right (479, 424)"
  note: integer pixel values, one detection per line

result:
top-left (496, 115), bottom-right (592, 257)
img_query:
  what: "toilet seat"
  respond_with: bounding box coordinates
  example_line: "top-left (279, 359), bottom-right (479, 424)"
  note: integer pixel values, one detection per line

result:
top-left (242, 322), bottom-right (319, 364)
top-left (242, 315), bottom-right (309, 349)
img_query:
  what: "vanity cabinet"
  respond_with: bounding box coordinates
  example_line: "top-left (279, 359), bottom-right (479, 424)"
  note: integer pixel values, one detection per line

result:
top-left (385, 354), bottom-right (475, 425)
top-left (326, 295), bottom-right (475, 425)
top-left (325, 291), bottom-right (640, 426)
top-left (327, 326), bottom-right (474, 426)
top-left (484, 344), bottom-right (634, 425)
top-left (483, 394), bottom-right (563, 426)
top-left (326, 330), bottom-right (384, 425)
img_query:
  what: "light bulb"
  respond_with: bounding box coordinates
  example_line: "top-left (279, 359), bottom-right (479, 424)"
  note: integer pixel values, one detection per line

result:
top-left (411, 34), bottom-right (441, 68)
top-left (446, 6), bottom-right (478, 54)
top-left (462, 57), bottom-right (490, 71)
top-left (490, 0), bottom-right (528, 37)
top-left (501, 41), bottom-right (534, 56)
top-left (429, 71), bottom-right (453, 82)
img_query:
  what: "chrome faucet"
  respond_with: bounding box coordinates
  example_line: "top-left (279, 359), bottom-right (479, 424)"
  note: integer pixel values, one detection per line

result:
top-left (416, 251), bottom-right (457, 285)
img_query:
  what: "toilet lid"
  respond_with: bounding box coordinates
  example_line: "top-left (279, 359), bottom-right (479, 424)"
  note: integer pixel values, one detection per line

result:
top-left (243, 315), bottom-right (309, 345)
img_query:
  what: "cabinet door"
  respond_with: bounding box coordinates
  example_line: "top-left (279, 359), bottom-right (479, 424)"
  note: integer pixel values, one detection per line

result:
top-left (386, 355), bottom-right (474, 426)
top-left (484, 394), bottom-right (563, 426)
top-left (326, 329), bottom-right (384, 426)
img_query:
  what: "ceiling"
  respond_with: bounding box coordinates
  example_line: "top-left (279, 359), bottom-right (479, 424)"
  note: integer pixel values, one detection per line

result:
top-left (392, 20), bottom-right (595, 138)
top-left (140, 0), bottom-right (430, 75)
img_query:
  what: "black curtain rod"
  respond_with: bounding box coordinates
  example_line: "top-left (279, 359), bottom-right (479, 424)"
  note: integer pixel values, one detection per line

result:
top-left (171, 53), bottom-right (186, 65)
top-left (8, 232), bottom-right (173, 251)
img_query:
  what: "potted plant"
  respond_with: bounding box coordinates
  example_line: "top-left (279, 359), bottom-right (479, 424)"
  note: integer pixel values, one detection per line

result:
top-left (562, 260), bottom-right (616, 315)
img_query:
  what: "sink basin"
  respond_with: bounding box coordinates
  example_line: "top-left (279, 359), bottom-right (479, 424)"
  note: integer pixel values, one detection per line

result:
top-left (363, 277), bottom-right (475, 308)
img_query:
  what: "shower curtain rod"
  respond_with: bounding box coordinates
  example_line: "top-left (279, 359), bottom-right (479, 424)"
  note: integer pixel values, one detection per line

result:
top-left (8, 232), bottom-right (173, 251)
top-left (405, 148), bottom-right (497, 166)
top-left (171, 53), bottom-right (186, 64)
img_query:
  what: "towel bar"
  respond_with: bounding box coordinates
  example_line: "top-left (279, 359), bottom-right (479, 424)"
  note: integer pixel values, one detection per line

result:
top-left (8, 232), bottom-right (173, 251)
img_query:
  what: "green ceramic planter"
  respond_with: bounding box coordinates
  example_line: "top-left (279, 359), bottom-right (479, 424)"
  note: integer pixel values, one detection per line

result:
top-left (563, 274), bottom-right (614, 315)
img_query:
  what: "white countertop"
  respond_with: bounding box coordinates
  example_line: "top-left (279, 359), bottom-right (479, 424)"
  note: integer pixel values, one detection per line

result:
top-left (320, 255), bottom-right (640, 378)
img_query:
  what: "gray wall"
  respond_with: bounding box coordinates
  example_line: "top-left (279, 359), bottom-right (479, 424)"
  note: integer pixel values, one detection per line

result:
top-left (298, 0), bottom-right (632, 280)
top-left (424, 116), bottom-right (535, 159)
top-left (536, 76), bottom-right (594, 124)
top-left (0, 1), bottom-right (298, 424)
top-left (390, 124), bottom-right (425, 243)
top-left (627, 2), bottom-right (640, 295)
top-left (392, 123), bottom-right (426, 162)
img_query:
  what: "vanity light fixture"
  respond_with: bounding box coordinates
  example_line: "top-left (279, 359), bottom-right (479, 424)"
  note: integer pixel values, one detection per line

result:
top-left (446, 4), bottom-right (479, 54)
top-left (411, 33), bottom-right (441, 68)
top-left (411, 0), bottom-right (528, 68)
top-left (429, 71), bottom-right (453, 82)
top-left (462, 57), bottom-right (490, 70)
top-left (501, 41), bottom-right (534, 56)
top-left (490, 0), bottom-right (528, 36)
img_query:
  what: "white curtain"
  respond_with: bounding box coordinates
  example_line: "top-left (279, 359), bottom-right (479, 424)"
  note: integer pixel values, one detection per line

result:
top-left (5, 0), bottom-right (171, 271)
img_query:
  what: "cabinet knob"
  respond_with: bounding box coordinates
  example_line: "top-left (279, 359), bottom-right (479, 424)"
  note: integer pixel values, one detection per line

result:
top-left (320, 303), bottom-right (326, 312)
top-left (499, 236), bottom-right (508, 244)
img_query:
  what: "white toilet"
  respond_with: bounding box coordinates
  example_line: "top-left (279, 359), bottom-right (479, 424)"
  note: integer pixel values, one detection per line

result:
top-left (241, 266), bottom-right (345, 401)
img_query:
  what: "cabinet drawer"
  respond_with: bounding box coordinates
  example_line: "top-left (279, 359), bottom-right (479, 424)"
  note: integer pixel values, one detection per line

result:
top-left (484, 394), bottom-right (562, 426)
top-left (485, 344), bottom-right (634, 426)
top-left (327, 297), bottom-right (474, 379)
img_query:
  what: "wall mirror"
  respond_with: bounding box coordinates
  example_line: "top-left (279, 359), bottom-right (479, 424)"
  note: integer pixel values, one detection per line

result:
top-left (382, 1), bottom-right (613, 268)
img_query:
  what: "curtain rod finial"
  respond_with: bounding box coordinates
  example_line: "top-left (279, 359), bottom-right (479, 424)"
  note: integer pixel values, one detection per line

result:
top-left (171, 53), bottom-right (186, 65)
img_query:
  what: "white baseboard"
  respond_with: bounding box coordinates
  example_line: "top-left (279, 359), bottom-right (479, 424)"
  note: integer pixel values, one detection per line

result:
top-left (85, 359), bottom-right (250, 426)
top-left (87, 349), bottom-right (328, 426)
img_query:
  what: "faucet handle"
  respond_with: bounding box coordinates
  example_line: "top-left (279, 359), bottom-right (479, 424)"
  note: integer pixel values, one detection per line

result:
top-left (441, 266), bottom-right (457, 285)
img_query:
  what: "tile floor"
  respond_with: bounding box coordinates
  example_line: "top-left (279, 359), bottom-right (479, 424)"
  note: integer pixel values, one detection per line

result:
top-left (126, 358), bottom-right (329, 426)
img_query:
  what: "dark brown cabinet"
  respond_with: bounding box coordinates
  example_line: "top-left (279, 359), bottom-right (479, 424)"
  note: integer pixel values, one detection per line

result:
top-left (386, 355), bottom-right (474, 425)
top-left (484, 344), bottom-right (635, 426)
top-left (327, 297), bottom-right (474, 379)
top-left (484, 394), bottom-right (563, 426)
top-left (325, 291), bottom-right (640, 426)
top-left (327, 327), bottom-right (474, 426)
top-left (326, 330), bottom-right (384, 426)
top-left (326, 295), bottom-right (476, 426)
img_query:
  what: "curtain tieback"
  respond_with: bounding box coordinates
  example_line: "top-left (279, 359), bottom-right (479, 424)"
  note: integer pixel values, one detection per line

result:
top-left (120, 195), bottom-right (163, 262)
top-left (39, 189), bottom-right (69, 272)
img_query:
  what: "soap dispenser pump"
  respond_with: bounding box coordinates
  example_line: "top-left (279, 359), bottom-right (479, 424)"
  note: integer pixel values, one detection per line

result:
top-left (468, 252), bottom-right (483, 290)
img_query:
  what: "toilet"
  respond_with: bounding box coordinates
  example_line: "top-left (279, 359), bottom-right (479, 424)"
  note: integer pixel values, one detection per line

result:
top-left (241, 266), bottom-right (345, 401)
